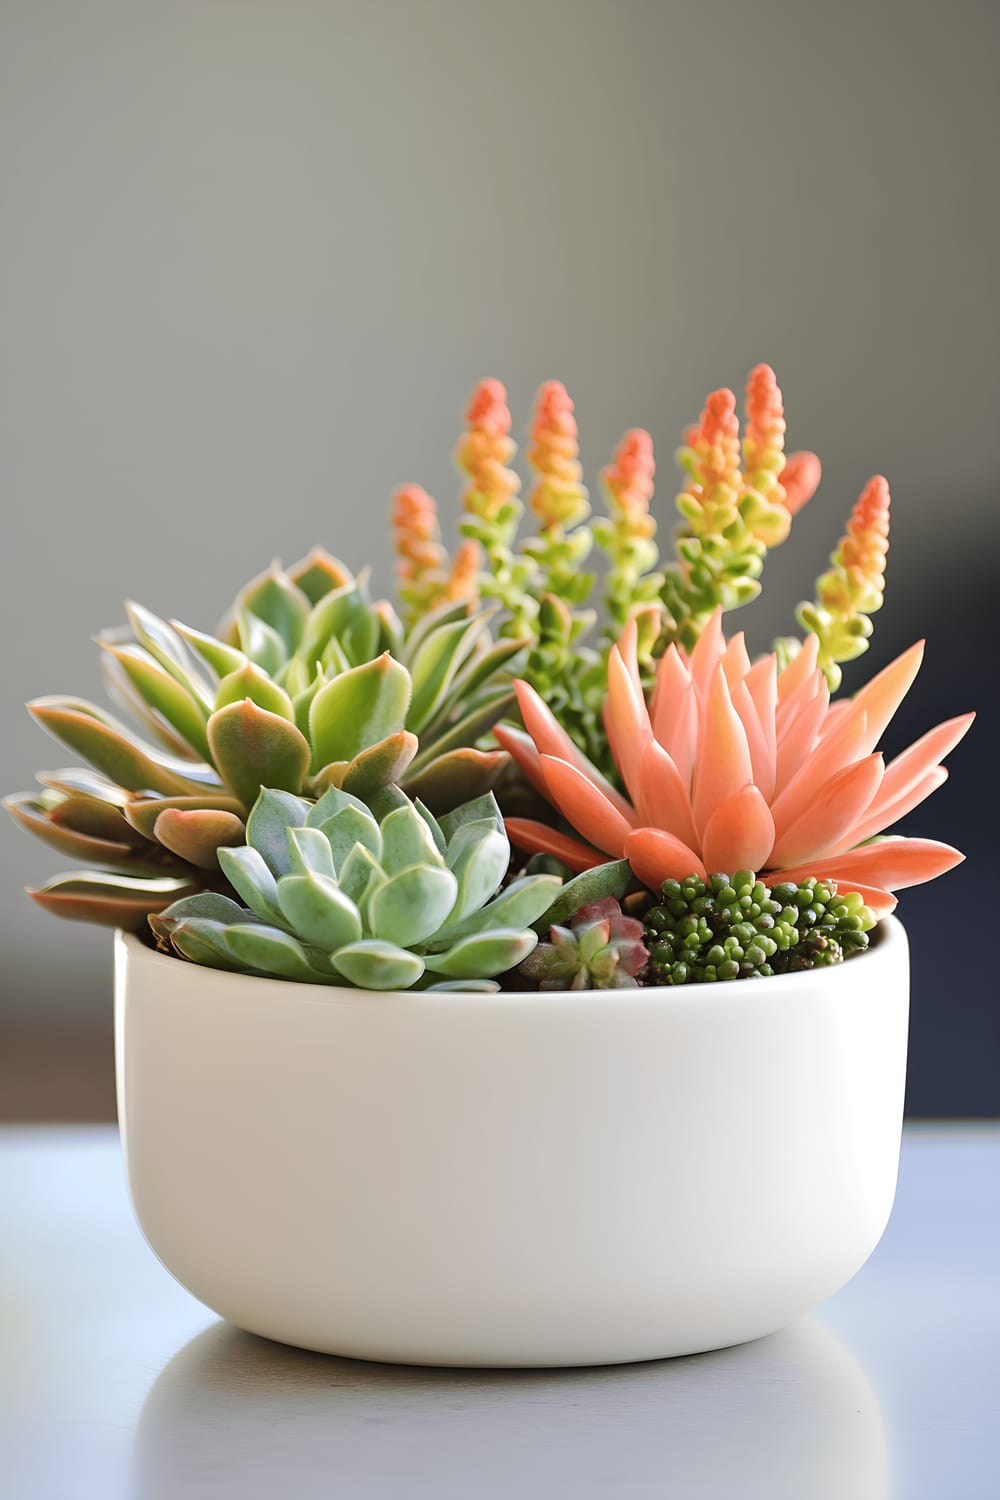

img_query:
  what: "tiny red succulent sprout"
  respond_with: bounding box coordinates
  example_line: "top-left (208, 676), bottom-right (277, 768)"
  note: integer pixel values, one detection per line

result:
top-left (515, 895), bottom-right (648, 991)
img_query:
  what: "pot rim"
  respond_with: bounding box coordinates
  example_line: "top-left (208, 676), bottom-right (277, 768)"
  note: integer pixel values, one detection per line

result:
top-left (116, 913), bottom-right (904, 1011)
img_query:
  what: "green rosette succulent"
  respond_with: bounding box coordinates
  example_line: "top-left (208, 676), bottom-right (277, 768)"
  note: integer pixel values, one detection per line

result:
top-left (150, 787), bottom-right (561, 992)
top-left (5, 551), bottom-right (523, 927)
top-left (643, 871), bottom-right (876, 985)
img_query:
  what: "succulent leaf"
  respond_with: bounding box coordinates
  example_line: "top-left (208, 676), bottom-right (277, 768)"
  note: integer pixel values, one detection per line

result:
top-left (333, 940), bottom-right (425, 990)
top-left (28, 871), bottom-right (198, 929)
top-left (99, 649), bottom-right (199, 760)
top-left (170, 620), bottom-right (246, 678)
top-left (29, 699), bottom-right (208, 796)
top-left (413, 798), bottom-right (447, 856)
top-left (234, 610), bottom-right (287, 677)
top-left (214, 663), bottom-right (296, 721)
top-left (152, 808), bottom-right (246, 869)
top-left (287, 826), bottom-right (337, 878)
top-left (152, 891), bottom-right (263, 928)
top-left (422, 928), bottom-right (538, 979)
top-left (123, 792), bottom-right (246, 841)
top-left (245, 788), bottom-right (313, 874)
top-left (367, 864), bottom-right (459, 948)
top-left (336, 841), bottom-right (384, 907)
top-left (339, 731), bottom-right (419, 798)
top-left (434, 872), bottom-right (561, 943)
top-left (295, 574), bottom-right (380, 671)
top-left (438, 791), bottom-right (504, 842)
top-left (405, 611), bottom-right (491, 733)
top-left (531, 859), bottom-right (634, 932)
top-left (217, 845), bottom-right (286, 925)
top-left (4, 792), bottom-right (137, 865)
top-left (100, 644), bottom-right (212, 759)
top-left (309, 653), bottom-right (412, 771)
top-left (276, 872), bottom-right (364, 949)
top-left (222, 922), bottom-right (317, 981)
top-left (400, 596), bottom-right (473, 657)
top-left (158, 918), bottom-right (244, 969)
top-left (229, 566), bottom-right (312, 656)
top-left (320, 804), bottom-right (383, 872)
top-left (305, 783), bottom-right (372, 826)
top-left (35, 767), bottom-right (133, 805)
top-left (286, 547), bottom-right (354, 606)
top-left (124, 602), bottom-right (215, 706)
top-left (379, 800), bottom-right (445, 874)
top-left (445, 826), bottom-right (509, 928)
top-left (404, 691), bottom-right (516, 775)
top-left (207, 700), bottom-right (311, 809)
top-left (402, 748), bottom-right (509, 815)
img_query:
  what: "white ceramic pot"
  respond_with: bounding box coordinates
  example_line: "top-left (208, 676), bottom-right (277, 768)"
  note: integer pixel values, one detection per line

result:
top-left (115, 919), bottom-right (909, 1368)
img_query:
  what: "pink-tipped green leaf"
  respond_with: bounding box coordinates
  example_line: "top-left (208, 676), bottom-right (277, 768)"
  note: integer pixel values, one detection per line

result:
top-left (207, 700), bottom-right (311, 808)
top-left (27, 871), bottom-right (199, 929)
top-left (153, 808), bottom-right (247, 869)
top-left (28, 698), bottom-right (212, 796)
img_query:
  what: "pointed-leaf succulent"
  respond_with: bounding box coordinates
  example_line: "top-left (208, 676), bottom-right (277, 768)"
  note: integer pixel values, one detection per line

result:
top-left (5, 552), bottom-right (521, 925)
top-left (501, 611), bottom-right (973, 918)
top-left (151, 787), bottom-right (560, 991)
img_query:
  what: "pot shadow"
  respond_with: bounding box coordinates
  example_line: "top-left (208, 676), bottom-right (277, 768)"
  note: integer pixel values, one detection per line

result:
top-left (134, 1315), bottom-right (888, 1499)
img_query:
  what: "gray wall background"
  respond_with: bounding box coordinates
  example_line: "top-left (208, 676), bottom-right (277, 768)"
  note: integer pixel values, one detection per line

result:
top-left (1, 1), bottom-right (997, 1109)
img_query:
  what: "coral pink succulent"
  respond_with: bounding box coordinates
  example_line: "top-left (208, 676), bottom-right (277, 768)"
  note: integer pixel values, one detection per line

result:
top-left (497, 613), bottom-right (973, 917)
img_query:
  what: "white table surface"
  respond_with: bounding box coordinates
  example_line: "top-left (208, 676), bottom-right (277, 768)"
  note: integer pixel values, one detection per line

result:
top-left (0, 1125), bottom-right (997, 1499)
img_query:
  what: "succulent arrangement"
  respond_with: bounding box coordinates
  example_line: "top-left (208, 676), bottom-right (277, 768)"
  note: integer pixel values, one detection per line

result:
top-left (6, 366), bottom-right (972, 991)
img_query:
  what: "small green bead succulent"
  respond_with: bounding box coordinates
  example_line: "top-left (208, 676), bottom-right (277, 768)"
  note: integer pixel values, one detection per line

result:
top-left (150, 787), bottom-right (561, 992)
top-left (6, 551), bottom-right (523, 928)
top-left (514, 895), bottom-right (648, 991)
top-left (643, 871), bottom-right (876, 985)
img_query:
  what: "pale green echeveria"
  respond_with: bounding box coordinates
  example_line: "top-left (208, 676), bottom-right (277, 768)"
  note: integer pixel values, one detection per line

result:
top-left (7, 550), bottom-right (524, 929)
top-left (150, 786), bottom-right (561, 992)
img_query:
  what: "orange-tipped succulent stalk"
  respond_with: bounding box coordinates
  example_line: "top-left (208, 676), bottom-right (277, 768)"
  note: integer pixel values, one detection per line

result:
top-left (499, 612), bottom-right (972, 918)
top-left (527, 382), bottom-right (590, 530)
top-left (391, 484), bottom-right (450, 621)
top-left (796, 475), bottom-right (892, 691)
top-left (440, 538), bottom-right (482, 608)
top-left (523, 380), bottom-right (593, 601)
top-left (663, 365), bottom-right (821, 650)
top-left (391, 485), bottom-right (480, 625)
top-left (456, 379), bottom-right (536, 636)
top-left (594, 428), bottom-right (663, 638)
